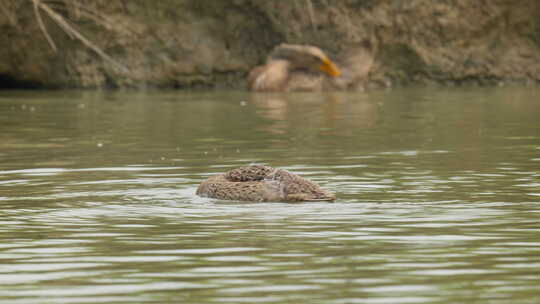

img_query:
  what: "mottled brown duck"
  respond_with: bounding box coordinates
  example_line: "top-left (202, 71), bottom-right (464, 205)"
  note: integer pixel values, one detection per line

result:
top-left (248, 42), bottom-right (373, 92)
top-left (196, 165), bottom-right (335, 202)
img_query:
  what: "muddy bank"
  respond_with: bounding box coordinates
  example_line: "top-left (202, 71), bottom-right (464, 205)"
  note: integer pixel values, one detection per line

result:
top-left (1, 0), bottom-right (539, 89)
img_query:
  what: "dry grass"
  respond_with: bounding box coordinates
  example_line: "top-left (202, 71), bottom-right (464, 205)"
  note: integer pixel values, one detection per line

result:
top-left (5, 0), bottom-right (127, 72)
top-left (304, 0), bottom-right (317, 33)
top-left (0, 0), bottom-right (19, 27)
top-left (33, 0), bottom-right (57, 52)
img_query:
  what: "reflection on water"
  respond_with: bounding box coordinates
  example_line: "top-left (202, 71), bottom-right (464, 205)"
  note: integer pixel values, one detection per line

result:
top-left (0, 87), bottom-right (539, 304)
top-left (249, 92), bottom-right (378, 135)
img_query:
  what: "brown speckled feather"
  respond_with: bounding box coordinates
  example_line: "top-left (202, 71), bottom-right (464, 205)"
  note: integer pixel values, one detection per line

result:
top-left (197, 165), bottom-right (335, 202)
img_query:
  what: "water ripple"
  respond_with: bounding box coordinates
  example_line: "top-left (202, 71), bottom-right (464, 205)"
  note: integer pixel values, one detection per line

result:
top-left (2, 88), bottom-right (540, 304)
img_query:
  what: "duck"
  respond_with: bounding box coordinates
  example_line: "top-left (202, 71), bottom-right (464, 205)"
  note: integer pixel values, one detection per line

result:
top-left (247, 41), bottom-right (374, 92)
top-left (247, 44), bottom-right (340, 92)
top-left (196, 165), bottom-right (335, 202)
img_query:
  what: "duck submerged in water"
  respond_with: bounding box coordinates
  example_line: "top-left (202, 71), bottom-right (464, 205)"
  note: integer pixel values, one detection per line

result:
top-left (196, 165), bottom-right (335, 202)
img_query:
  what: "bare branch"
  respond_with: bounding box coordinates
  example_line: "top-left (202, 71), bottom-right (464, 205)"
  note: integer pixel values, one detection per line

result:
top-left (305, 0), bottom-right (317, 34)
top-left (0, 0), bottom-right (18, 27)
top-left (34, 0), bottom-right (128, 72)
top-left (45, 1), bottom-right (128, 33)
top-left (33, 0), bottom-right (58, 52)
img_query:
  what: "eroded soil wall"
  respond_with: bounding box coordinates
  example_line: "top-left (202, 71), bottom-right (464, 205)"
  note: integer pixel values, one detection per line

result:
top-left (1, 0), bottom-right (539, 88)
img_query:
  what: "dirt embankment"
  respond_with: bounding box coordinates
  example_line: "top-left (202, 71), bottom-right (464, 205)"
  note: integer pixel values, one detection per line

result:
top-left (1, 0), bottom-right (539, 89)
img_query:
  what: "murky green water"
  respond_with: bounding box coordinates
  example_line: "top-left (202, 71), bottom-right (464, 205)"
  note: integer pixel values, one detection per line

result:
top-left (1, 87), bottom-right (539, 304)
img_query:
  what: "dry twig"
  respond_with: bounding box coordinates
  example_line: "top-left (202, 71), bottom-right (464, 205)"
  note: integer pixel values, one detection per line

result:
top-left (31, 0), bottom-right (128, 72)
top-left (0, 0), bottom-right (18, 27)
top-left (33, 0), bottom-right (58, 52)
top-left (304, 0), bottom-right (317, 33)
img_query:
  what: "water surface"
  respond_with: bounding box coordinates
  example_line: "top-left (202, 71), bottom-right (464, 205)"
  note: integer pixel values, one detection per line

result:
top-left (1, 87), bottom-right (539, 303)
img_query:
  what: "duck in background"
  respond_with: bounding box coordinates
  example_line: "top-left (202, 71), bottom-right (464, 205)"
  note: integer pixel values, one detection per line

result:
top-left (248, 40), bottom-right (374, 92)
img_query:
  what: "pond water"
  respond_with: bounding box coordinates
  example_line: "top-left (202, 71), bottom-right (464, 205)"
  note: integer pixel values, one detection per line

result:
top-left (0, 87), bottom-right (539, 304)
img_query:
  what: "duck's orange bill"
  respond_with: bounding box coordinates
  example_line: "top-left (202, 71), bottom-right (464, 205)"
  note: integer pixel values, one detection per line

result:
top-left (319, 58), bottom-right (341, 77)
